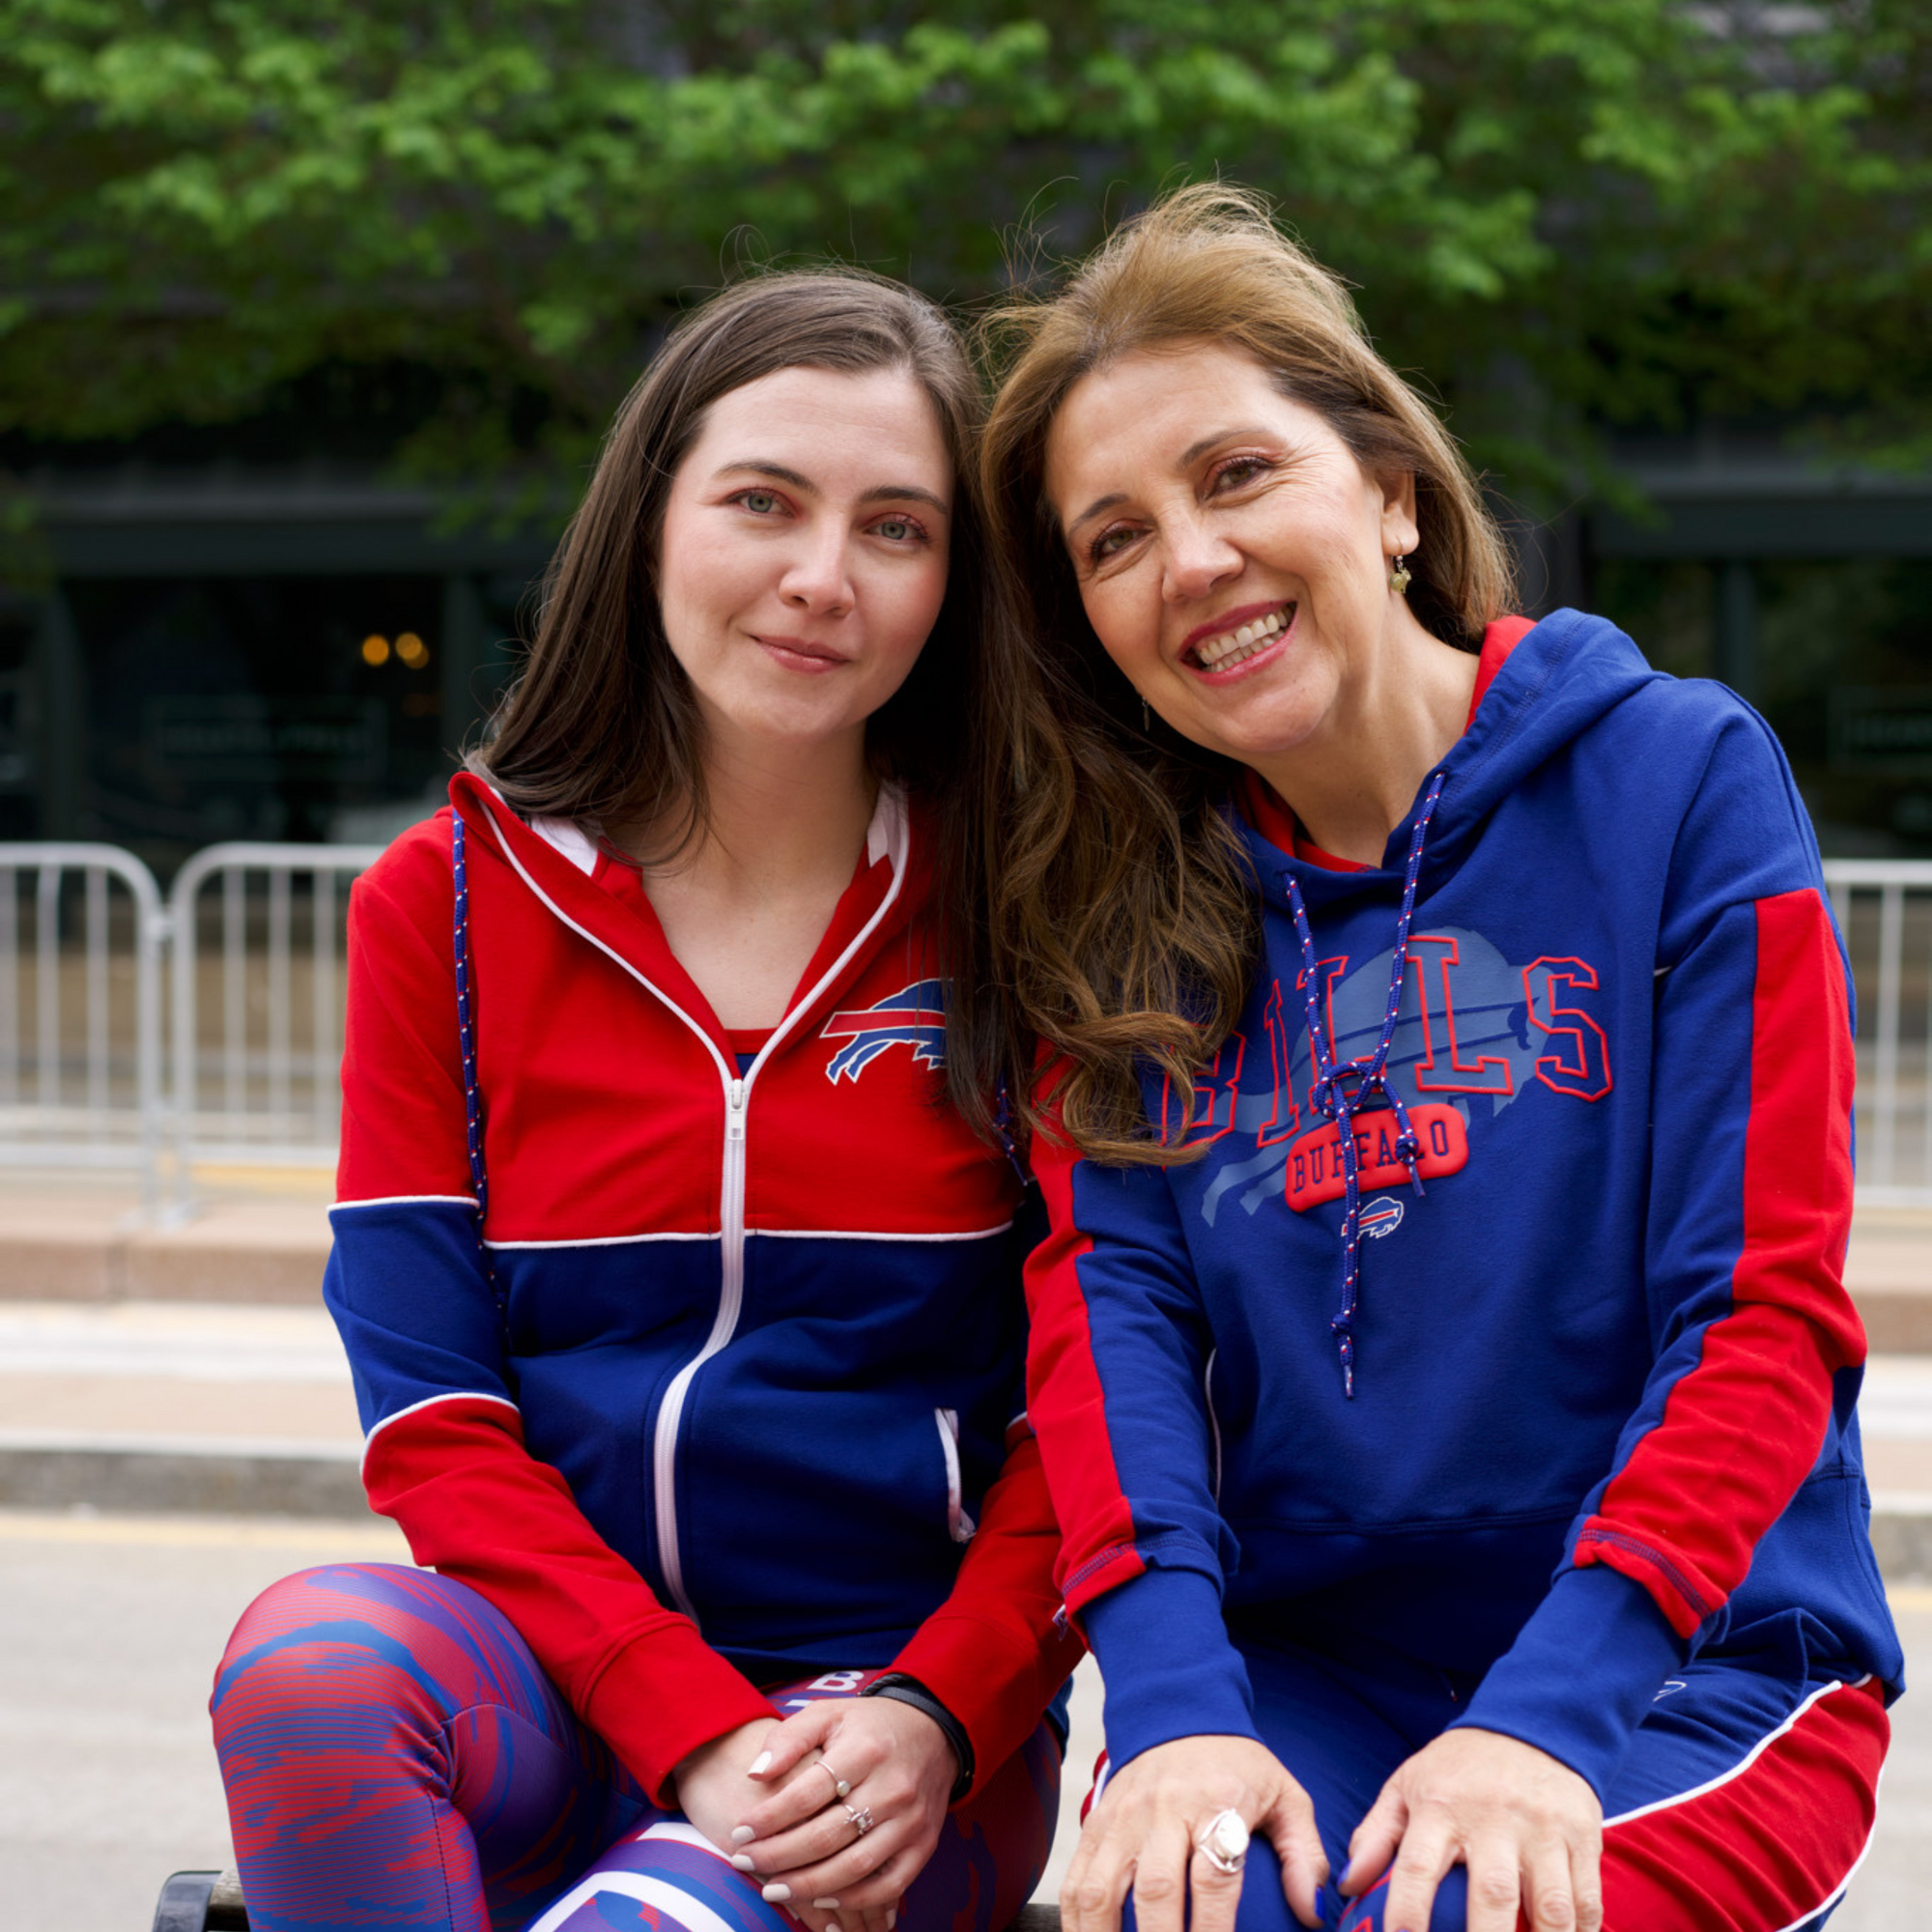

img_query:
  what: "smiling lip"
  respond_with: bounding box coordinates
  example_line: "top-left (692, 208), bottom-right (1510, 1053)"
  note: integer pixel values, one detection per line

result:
top-left (755, 634), bottom-right (849, 672)
top-left (1180, 600), bottom-right (1288, 657)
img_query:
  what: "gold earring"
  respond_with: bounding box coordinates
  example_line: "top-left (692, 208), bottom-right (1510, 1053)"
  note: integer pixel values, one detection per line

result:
top-left (1390, 552), bottom-right (1412, 596)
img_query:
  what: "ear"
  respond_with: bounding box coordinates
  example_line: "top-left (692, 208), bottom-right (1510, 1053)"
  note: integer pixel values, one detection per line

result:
top-left (1378, 471), bottom-right (1418, 557)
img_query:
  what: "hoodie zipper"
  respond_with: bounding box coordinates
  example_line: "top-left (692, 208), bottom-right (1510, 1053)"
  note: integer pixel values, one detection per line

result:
top-left (651, 1072), bottom-right (749, 1617)
top-left (473, 788), bottom-right (916, 1626)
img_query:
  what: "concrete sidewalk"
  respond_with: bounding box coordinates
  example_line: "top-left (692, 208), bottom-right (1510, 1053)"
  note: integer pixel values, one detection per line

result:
top-left (0, 1168), bottom-right (335, 1305)
top-left (2, 1173), bottom-right (1929, 1566)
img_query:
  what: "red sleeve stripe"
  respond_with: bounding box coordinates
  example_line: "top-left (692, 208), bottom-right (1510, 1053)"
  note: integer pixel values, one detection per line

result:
top-left (1029, 1142), bottom-right (1147, 1613)
top-left (1577, 890), bottom-right (1862, 1635)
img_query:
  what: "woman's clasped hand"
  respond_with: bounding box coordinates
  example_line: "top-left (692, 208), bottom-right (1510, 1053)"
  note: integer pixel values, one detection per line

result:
top-left (685, 1701), bottom-right (960, 1932)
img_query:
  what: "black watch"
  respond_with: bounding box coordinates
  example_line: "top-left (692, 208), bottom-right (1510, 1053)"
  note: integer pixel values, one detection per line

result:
top-left (860, 1672), bottom-right (976, 1804)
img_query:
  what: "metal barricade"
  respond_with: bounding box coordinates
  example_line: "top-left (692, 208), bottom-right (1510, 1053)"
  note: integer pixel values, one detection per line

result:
top-left (1, 840), bottom-right (1928, 1212)
top-left (1826, 860), bottom-right (1932, 1208)
top-left (0, 842), bottom-right (165, 1210)
top-left (166, 843), bottom-right (385, 1208)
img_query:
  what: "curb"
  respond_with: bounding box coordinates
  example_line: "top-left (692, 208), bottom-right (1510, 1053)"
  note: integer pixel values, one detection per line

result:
top-left (3, 1439), bottom-right (1930, 1585)
top-left (0, 1433), bottom-right (366, 1519)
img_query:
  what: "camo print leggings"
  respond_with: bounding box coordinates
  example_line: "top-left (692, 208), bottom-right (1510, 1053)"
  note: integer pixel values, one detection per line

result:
top-left (211, 1564), bottom-right (1061, 1932)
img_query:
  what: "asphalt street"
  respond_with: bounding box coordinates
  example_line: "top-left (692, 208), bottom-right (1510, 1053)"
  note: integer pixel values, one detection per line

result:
top-left (4, 1508), bottom-right (1923, 1932)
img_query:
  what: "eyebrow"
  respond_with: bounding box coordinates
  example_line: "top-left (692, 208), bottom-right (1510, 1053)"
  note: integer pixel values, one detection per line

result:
top-left (1063, 427), bottom-right (1274, 538)
top-left (714, 460), bottom-right (949, 515)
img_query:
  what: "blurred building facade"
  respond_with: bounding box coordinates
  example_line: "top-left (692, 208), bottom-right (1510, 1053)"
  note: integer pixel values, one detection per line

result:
top-left (1, 434), bottom-right (1929, 868)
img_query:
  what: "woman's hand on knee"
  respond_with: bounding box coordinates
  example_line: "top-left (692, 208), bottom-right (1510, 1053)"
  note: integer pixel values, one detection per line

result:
top-left (1064, 1735), bottom-right (1328, 1932)
top-left (729, 1696), bottom-right (956, 1932)
top-left (1340, 1727), bottom-right (1603, 1932)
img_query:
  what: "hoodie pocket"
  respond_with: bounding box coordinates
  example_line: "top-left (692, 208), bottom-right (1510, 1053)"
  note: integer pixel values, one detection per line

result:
top-left (935, 1407), bottom-right (978, 1544)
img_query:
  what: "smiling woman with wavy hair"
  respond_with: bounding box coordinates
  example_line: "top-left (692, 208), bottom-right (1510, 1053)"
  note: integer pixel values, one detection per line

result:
top-left (965, 184), bottom-right (1514, 1165)
top-left (975, 183), bottom-right (1896, 1932)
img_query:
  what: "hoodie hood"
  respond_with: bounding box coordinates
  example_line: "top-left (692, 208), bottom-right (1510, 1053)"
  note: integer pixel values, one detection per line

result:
top-left (1252, 609), bottom-right (1666, 917)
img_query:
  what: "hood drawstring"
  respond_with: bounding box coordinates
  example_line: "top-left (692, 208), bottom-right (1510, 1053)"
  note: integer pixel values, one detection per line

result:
top-left (1283, 770), bottom-right (1446, 1399)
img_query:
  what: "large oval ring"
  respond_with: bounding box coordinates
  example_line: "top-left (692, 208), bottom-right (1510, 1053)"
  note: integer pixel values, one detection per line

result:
top-left (1195, 1808), bottom-right (1249, 1876)
top-left (812, 1757), bottom-right (852, 1800)
top-left (842, 1803), bottom-right (875, 1838)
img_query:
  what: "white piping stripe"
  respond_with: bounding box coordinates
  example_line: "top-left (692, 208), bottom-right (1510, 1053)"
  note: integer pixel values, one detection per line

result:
top-left (472, 792), bottom-right (735, 1091)
top-left (330, 1194), bottom-right (477, 1211)
top-left (752, 1220), bottom-right (1014, 1243)
top-left (936, 1407), bottom-right (976, 1543)
top-left (739, 785), bottom-right (910, 1088)
top-left (1603, 1675), bottom-right (1863, 1828)
top-left (485, 1231), bottom-right (719, 1250)
top-left (360, 1389), bottom-right (520, 1476)
top-left (479, 1221), bottom-right (1013, 1250)
top-left (528, 1870), bottom-right (742, 1932)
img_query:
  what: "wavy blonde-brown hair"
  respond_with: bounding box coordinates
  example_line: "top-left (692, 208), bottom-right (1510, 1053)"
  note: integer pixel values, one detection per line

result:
top-left (971, 183), bottom-right (1515, 1163)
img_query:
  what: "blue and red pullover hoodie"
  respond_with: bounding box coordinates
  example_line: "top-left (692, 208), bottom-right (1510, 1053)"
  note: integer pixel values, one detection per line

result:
top-left (1025, 610), bottom-right (1903, 1799)
top-left (325, 774), bottom-right (1081, 1804)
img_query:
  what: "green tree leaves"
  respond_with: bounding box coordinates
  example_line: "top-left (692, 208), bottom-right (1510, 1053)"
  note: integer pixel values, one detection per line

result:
top-left (2, 0), bottom-right (1924, 501)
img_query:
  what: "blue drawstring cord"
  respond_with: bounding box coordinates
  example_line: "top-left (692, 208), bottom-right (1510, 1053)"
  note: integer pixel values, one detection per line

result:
top-left (452, 810), bottom-right (509, 1347)
top-left (1283, 770), bottom-right (1446, 1398)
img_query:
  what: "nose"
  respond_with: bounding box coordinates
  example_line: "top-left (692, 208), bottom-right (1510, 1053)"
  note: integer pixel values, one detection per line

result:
top-left (779, 522), bottom-right (855, 617)
top-left (1160, 509), bottom-right (1242, 606)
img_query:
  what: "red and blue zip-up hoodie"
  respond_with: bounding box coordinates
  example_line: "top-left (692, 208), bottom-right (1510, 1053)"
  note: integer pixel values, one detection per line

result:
top-left (1025, 609), bottom-right (1903, 1800)
top-left (325, 772), bottom-right (1082, 1804)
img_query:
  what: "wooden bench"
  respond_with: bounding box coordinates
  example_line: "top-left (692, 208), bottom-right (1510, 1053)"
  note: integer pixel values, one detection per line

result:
top-left (152, 1868), bottom-right (1064, 1932)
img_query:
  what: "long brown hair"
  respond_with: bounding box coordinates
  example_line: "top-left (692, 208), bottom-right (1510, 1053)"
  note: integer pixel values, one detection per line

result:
top-left (970, 183), bottom-right (1516, 1164)
top-left (474, 269), bottom-right (986, 860)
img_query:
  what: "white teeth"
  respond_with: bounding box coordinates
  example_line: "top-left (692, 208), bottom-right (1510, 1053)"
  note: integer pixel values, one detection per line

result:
top-left (1193, 607), bottom-right (1289, 669)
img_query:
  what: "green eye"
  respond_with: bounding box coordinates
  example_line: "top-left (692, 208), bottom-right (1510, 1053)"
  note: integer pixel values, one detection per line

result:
top-left (877, 518), bottom-right (911, 540)
top-left (741, 490), bottom-right (779, 513)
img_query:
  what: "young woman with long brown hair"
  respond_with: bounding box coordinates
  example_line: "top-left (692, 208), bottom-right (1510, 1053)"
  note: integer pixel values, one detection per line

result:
top-left (973, 185), bottom-right (1898, 1932)
top-left (208, 270), bottom-right (1080, 1932)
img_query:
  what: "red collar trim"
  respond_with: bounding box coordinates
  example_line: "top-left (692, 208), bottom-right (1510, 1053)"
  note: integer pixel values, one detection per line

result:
top-left (1237, 616), bottom-right (1534, 870)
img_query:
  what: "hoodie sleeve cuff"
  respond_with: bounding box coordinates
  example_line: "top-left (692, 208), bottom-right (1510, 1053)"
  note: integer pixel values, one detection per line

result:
top-left (1080, 1566), bottom-right (1258, 1772)
top-left (1452, 1562), bottom-right (1687, 1799)
top-left (582, 1624), bottom-right (781, 1805)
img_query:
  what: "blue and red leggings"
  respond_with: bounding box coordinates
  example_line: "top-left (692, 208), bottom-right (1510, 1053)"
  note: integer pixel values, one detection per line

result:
top-left (211, 1565), bottom-right (1060, 1932)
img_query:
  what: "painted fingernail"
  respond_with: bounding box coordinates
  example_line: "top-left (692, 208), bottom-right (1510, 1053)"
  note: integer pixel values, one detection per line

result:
top-left (811, 1899), bottom-right (840, 1911)
top-left (1314, 1886), bottom-right (1330, 1921)
top-left (750, 1750), bottom-right (773, 1776)
top-left (730, 1854), bottom-right (756, 1872)
top-left (731, 1826), bottom-right (756, 1845)
top-left (762, 1884), bottom-right (793, 1904)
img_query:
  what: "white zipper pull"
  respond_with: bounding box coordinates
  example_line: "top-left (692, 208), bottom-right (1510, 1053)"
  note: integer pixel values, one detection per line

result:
top-left (726, 1078), bottom-right (747, 1140)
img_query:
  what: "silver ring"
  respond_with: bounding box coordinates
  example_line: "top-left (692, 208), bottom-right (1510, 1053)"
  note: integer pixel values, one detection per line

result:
top-left (842, 1803), bottom-right (875, 1837)
top-left (1196, 1808), bottom-right (1249, 1876)
top-left (812, 1757), bottom-right (852, 1800)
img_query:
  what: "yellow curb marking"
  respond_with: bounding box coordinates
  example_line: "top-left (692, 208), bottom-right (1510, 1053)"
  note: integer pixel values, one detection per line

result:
top-left (0, 1508), bottom-right (407, 1551)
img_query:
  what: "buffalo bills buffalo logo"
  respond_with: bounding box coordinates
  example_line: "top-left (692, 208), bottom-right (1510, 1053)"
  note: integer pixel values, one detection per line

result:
top-left (821, 980), bottom-right (948, 1083)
